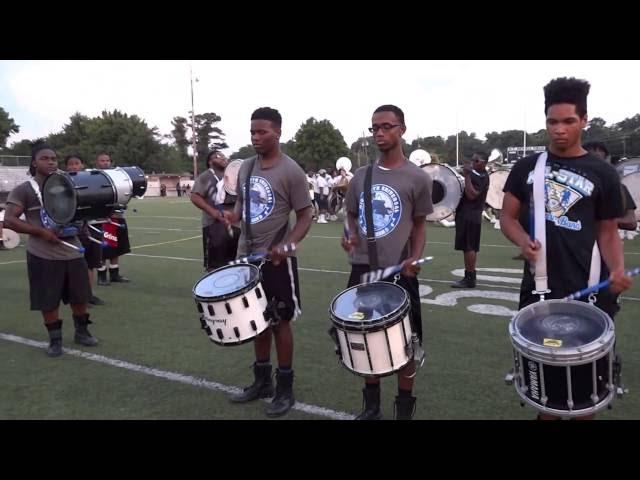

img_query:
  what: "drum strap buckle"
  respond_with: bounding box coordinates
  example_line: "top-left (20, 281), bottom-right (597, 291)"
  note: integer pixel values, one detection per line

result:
top-left (587, 292), bottom-right (597, 304)
top-left (532, 289), bottom-right (551, 302)
top-left (393, 273), bottom-right (401, 284)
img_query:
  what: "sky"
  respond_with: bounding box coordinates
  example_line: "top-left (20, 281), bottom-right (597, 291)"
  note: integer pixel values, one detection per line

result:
top-left (1, 60), bottom-right (639, 156)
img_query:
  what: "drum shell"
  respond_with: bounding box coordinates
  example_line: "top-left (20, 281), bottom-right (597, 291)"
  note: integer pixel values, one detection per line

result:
top-left (485, 169), bottom-right (510, 210)
top-left (421, 164), bottom-right (464, 221)
top-left (193, 264), bottom-right (269, 346)
top-left (43, 170), bottom-right (116, 225)
top-left (508, 299), bottom-right (616, 417)
top-left (119, 166), bottom-right (147, 198)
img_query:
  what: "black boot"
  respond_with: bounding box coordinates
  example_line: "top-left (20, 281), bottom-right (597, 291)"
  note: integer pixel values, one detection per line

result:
top-left (97, 268), bottom-right (110, 286)
top-left (46, 320), bottom-right (63, 357)
top-left (109, 267), bottom-right (130, 283)
top-left (265, 369), bottom-right (295, 417)
top-left (89, 295), bottom-right (105, 306)
top-left (451, 270), bottom-right (476, 288)
top-left (355, 385), bottom-right (383, 420)
top-left (229, 362), bottom-right (274, 403)
top-left (394, 395), bottom-right (417, 420)
top-left (73, 314), bottom-right (99, 346)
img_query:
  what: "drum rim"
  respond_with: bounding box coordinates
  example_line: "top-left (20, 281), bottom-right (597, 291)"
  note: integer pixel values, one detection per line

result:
top-left (509, 299), bottom-right (615, 363)
top-left (329, 281), bottom-right (410, 330)
top-left (423, 163), bottom-right (464, 221)
top-left (486, 169), bottom-right (509, 210)
top-left (192, 263), bottom-right (262, 302)
top-left (42, 172), bottom-right (79, 225)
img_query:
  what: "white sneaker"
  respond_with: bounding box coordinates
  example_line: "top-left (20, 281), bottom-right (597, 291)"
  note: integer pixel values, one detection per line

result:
top-left (317, 214), bottom-right (328, 224)
top-left (329, 215), bottom-right (338, 221)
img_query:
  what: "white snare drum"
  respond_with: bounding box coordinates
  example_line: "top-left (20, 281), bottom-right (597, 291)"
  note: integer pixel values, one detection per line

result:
top-left (508, 299), bottom-right (616, 418)
top-left (330, 282), bottom-right (414, 377)
top-left (193, 264), bottom-right (269, 346)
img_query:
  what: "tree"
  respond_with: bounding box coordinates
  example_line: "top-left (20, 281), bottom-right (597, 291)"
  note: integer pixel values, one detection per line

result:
top-left (189, 112), bottom-right (228, 164)
top-left (290, 117), bottom-right (349, 171)
top-left (0, 107), bottom-right (20, 150)
top-left (229, 144), bottom-right (256, 160)
top-left (170, 116), bottom-right (191, 160)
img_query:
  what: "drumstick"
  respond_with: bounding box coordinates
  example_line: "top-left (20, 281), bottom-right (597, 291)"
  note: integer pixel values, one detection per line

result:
top-left (229, 242), bottom-right (296, 265)
top-left (60, 240), bottom-right (85, 254)
top-left (360, 256), bottom-right (434, 284)
top-left (109, 220), bottom-right (125, 229)
top-left (564, 267), bottom-right (640, 301)
top-left (87, 236), bottom-right (108, 248)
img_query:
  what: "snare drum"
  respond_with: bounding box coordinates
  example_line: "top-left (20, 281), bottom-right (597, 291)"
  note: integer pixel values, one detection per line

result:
top-left (508, 299), bottom-right (616, 418)
top-left (193, 264), bottom-right (269, 346)
top-left (329, 282), bottom-right (414, 377)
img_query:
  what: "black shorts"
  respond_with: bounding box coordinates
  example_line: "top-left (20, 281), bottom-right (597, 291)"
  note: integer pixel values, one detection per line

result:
top-left (27, 252), bottom-right (91, 312)
top-left (347, 264), bottom-right (423, 343)
top-left (79, 232), bottom-right (103, 269)
top-left (455, 217), bottom-right (482, 252)
top-left (102, 218), bottom-right (131, 260)
top-left (203, 223), bottom-right (241, 270)
top-left (252, 257), bottom-right (301, 323)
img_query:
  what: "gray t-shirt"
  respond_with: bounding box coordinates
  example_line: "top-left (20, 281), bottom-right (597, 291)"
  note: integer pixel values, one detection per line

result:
top-left (235, 154), bottom-right (312, 256)
top-left (192, 168), bottom-right (232, 227)
top-left (346, 160), bottom-right (433, 267)
top-left (6, 177), bottom-right (83, 260)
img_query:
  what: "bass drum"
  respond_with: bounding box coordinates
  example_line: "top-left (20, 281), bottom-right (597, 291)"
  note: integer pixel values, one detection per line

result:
top-left (422, 163), bottom-right (464, 221)
top-left (485, 169), bottom-right (511, 210)
top-left (43, 170), bottom-right (116, 225)
top-left (621, 172), bottom-right (640, 221)
top-left (118, 166), bottom-right (147, 198)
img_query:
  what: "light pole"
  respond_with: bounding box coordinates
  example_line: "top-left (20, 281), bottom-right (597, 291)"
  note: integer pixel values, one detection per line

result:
top-left (190, 64), bottom-right (198, 177)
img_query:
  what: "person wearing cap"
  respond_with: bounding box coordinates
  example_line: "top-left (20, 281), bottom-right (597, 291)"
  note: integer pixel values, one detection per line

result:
top-left (3, 144), bottom-right (98, 357)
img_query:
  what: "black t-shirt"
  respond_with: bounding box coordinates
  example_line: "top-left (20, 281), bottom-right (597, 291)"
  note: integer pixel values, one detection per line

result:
top-left (503, 152), bottom-right (624, 308)
top-left (457, 170), bottom-right (489, 221)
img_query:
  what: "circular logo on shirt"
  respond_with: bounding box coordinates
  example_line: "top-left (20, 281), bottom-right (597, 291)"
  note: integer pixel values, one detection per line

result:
top-left (245, 176), bottom-right (274, 224)
top-left (358, 184), bottom-right (402, 238)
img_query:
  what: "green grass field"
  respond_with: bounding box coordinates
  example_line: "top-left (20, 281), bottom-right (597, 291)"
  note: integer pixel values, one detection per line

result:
top-left (2, 197), bottom-right (640, 420)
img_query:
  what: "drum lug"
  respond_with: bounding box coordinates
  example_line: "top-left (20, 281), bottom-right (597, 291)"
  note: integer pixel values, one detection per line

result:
top-left (504, 370), bottom-right (515, 385)
top-left (540, 396), bottom-right (548, 406)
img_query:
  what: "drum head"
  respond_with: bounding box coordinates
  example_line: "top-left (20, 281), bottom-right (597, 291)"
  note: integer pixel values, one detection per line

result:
top-left (422, 164), bottom-right (464, 221)
top-left (223, 160), bottom-right (243, 196)
top-left (513, 300), bottom-right (610, 349)
top-left (42, 172), bottom-right (77, 225)
top-left (486, 169), bottom-right (510, 210)
top-left (193, 264), bottom-right (260, 301)
top-left (621, 172), bottom-right (640, 221)
top-left (331, 282), bottom-right (407, 328)
top-left (1, 228), bottom-right (20, 249)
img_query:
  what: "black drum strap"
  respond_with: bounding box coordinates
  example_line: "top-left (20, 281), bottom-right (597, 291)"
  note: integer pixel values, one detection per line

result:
top-left (244, 156), bottom-right (258, 253)
top-left (364, 163), bottom-right (379, 271)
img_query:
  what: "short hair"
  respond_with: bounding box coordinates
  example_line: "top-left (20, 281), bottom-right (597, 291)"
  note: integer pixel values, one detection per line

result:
top-left (206, 151), bottom-right (218, 165)
top-left (64, 154), bottom-right (84, 166)
top-left (251, 107), bottom-right (282, 128)
top-left (96, 151), bottom-right (111, 160)
top-left (29, 143), bottom-right (55, 176)
top-left (543, 77), bottom-right (590, 117)
top-left (583, 141), bottom-right (609, 157)
top-left (373, 104), bottom-right (405, 126)
top-left (473, 151), bottom-right (489, 162)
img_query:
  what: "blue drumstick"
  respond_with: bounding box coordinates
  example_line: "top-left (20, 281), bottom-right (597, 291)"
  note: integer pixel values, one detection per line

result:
top-left (564, 267), bottom-right (640, 301)
top-left (61, 240), bottom-right (85, 254)
top-left (229, 242), bottom-right (296, 265)
top-left (360, 256), bottom-right (434, 284)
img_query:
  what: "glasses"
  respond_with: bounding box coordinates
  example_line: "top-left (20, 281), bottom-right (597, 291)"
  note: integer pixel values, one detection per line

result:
top-left (368, 123), bottom-right (402, 133)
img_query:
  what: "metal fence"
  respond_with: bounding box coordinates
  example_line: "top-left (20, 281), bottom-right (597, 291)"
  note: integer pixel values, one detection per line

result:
top-left (0, 155), bottom-right (31, 167)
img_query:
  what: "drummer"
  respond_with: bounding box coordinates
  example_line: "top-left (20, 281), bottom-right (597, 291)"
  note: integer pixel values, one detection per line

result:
top-left (500, 77), bottom-right (633, 420)
top-left (191, 150), bottom-right (240, 271)
top-left (341, 104), bottom-right (433, 420)
top-left (3, 144), bottom-right (98, 357)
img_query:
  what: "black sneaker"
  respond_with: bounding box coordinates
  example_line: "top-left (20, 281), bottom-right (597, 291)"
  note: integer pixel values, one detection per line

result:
top-left (89, 295), bottom-right (105, 306)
